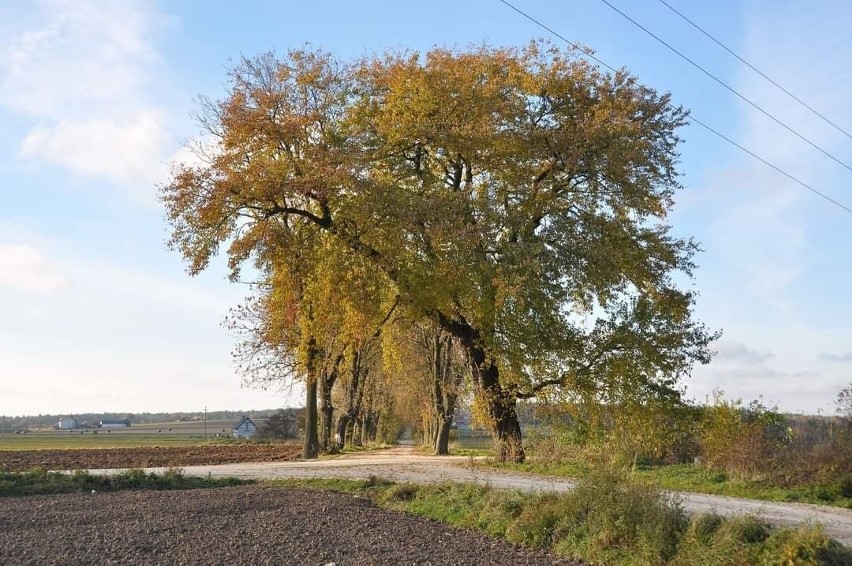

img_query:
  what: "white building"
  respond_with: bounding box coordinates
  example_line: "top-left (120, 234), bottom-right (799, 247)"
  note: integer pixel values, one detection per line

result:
top-left (57, 417), bottom-right (77, 430)
top-left (99, 419), bottom-right (131, 428)
top-left (233, 416), bottom-right (258, 439)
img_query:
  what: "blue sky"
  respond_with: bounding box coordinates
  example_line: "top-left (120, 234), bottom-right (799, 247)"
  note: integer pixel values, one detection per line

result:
top-left (2, 0), bottom-right (851, 416)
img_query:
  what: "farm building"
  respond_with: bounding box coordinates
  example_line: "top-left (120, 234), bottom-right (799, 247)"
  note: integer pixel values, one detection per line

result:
top-left (99, 419), bottom-right (131, 428)
top-left (233, 416), bottom-right (258, 439)
top-left (57, 417), bottom-right (77, 430)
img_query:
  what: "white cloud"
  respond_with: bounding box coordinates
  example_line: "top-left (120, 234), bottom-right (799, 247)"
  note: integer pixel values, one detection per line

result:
top-left (18, 110), bottom-right (169, 187)
top-left (0, 242), bottom-right (67, 294)
top-left (712, 340), bottom-right (773, 364)
top-left (817, 352), bottom-right (852, 363)
top-left (2, 0), bottom-right (158, 117)
top-left (688, 363), bottom-right (843, 414)
top-left (1, 0), bottom-right (174, 197)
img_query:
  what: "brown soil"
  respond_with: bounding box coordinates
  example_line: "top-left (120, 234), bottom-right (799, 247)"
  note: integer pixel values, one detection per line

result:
top-left (0, 444), bottom-right (302, 472)
top-left (0, 485), bottom-right (581, 565)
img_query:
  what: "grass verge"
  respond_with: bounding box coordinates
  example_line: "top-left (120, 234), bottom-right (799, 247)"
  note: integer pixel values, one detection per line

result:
top-left (0, 468), bottom-right (251, 497)
top-left (270, 472), bottom-right (852, 565)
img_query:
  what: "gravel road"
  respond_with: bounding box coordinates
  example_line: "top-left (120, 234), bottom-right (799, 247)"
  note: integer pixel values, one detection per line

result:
top-left (95, 446), bottom-right (852, 546)
top-left (1, 486), bottom-right (579, 565)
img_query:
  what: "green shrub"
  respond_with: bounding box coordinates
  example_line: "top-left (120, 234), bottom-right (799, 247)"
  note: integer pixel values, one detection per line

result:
top-left (841, 474), bottom-right (852, 498)
top-left (717, 515), bottom-right (771, 545)
top-left (381, 483), bottom-right (419, 502)
top-left (362, 475), bottom-right (394, 489)
top-left (548, 469), bottom-right (688, 565)
top-left (762, 525), bottom-right (852, 565)
top-left (471, 490), bottom-right (532, 537)
top-left (684, 513), bottom-right (724, 546)
top-left (505, 495), bottom-right (565, 549)
top-left (700, 393), bottom-right (787, 480)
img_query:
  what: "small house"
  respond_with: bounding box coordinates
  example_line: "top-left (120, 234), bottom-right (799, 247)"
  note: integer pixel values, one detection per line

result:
top-left (57, 417), bottom-right (77, 430)
top-left (233, 416), bottom-right (258, 439)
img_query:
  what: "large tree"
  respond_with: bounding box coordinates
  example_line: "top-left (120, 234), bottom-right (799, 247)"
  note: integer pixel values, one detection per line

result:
top-left (162, 43), bottom-right (716, 462)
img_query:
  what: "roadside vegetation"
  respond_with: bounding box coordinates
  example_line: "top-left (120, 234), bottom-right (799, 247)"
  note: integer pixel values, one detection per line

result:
top-left (0, 468), bottom-right (250, 497)
top-left (485, 389), bottom-right (852, 508)
top-left (273, 473), bottom-right (852, 565)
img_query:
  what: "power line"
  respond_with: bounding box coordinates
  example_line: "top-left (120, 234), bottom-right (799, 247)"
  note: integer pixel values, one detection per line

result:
top-left (495, 0), bottom-right (852, 216)
top-left (597, 0), bottom-right (852, 174)
top-left (657, 0), bottom-right (852, 142)
top-left (497, 1), bottom-right (619, 74)
top-left (690, 116), bottom-right (852, 214)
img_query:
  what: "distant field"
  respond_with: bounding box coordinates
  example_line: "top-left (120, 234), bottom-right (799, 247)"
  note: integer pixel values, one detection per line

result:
top-left (0, 420), bottom-right (258, 451)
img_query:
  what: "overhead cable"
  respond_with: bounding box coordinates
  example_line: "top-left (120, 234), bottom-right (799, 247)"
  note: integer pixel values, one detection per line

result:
top-left (657, 0), bottom-right (852, 142)
top-left (496, 0), bottom-right (852, 215)
top-left (598, 0), bottom-right (852, 174)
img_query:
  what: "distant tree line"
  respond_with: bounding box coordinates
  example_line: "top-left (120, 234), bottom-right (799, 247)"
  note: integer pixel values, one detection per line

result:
top-left (0, 409), bottom-right (282, 430)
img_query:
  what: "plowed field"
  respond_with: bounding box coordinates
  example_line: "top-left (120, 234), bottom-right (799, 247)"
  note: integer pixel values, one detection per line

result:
top-left (1, 486), bottom-right (578, 565)
top-left (0, 444), bottom-right (301, 471)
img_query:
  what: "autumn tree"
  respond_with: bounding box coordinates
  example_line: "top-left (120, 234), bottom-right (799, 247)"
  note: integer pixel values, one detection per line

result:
top-left (224, 230), bottom-right (323, 458)
top-left (162, 43), bottom-right (716, 463)
top-left (384, 319), bottom-right (466, 455)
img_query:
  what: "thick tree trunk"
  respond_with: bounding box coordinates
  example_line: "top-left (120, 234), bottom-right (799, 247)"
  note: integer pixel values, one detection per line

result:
top-left (302, 377), bottom-right (319, 459)
top-left (478, 360), bottom-right (525, 462)
top-left (319, 355), bottom-right (343, 452)
top-left (302, 337), bottom-right (321, 459)
top-left (434, 384), bottom-right (458, 456)
top-left (319, 392), bottom-right (334, 452)
top-left (368, 412), bottom-right (379, 443)
top-left (435, 418), bottom-right (453, 455)
top-left (437, 314), bottom-right (524, 463)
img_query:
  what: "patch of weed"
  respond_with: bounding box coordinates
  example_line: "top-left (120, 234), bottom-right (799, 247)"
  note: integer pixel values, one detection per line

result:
top-left (0, 468), bottom-right (249, 497)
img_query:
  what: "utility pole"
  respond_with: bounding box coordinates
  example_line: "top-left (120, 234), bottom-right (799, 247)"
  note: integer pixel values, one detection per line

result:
top-left (204, 406), bottom-right (207, 441)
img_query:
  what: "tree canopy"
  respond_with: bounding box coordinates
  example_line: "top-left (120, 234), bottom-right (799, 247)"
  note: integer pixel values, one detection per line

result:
top-left (162, 41), bottom-right (717, 462)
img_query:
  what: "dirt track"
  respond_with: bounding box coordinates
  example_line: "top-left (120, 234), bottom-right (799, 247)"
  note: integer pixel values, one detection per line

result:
top-left (100, 445), bottom-right (852, 546)
top-left (0, 486), bottom-right (577, 565)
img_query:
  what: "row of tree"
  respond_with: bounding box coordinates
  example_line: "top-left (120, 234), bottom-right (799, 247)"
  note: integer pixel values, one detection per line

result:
top-left (162, 41), bottom-right (716, 462)
top-left (0, 411), bottom-right (279, 429)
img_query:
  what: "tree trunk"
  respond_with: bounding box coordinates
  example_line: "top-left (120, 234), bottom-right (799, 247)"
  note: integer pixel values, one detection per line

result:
top-left (437, 315), bottom-right (524, 463)
top-left (359, 412), bottom-right (369, 445)
top-left (435, 381), bottom-right (458, 456)
top-left (319, 389), bottom-right (334, 452)
top-left (368, 412), bottom-right (379, 442)
top-left (435, 418), bottom-right (452, 455)
top-left (352, 418), bottom-right (362, 446)
top-left (319, 355), bottom-right (343, 452)
top-left (334, 413), bottom-right (351, 450)
top-left (478, 360), bottom-right (525, 463)
top-left (302, 377), bottom-right (319, 459)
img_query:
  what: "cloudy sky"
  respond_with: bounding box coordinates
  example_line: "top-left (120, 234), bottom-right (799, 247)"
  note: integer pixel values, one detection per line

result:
top-left (2, 0), bottom-right (851, 416)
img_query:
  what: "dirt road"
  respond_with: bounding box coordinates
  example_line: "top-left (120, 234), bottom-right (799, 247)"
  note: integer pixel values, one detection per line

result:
top-left (91, 445), bottom-right (852, 546)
